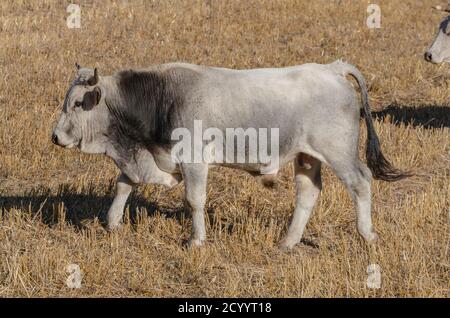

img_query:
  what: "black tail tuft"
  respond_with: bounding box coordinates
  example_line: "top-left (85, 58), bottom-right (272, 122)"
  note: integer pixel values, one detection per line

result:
top-left (341, 61), bottom-right (411, 182)
top-left (365, 127), bottom-right (411, 182)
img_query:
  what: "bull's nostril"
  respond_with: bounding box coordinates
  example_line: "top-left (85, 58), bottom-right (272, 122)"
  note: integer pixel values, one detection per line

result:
top-left (424, 52), bottom-right (433, 62)
top-left (51, 133), bottom-right (58, 145)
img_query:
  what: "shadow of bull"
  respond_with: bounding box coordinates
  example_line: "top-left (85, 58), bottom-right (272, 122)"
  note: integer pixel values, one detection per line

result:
top-left (0, 182), bottom-right (184, 231)
top-left (372, 104), bottom-right (450, 129)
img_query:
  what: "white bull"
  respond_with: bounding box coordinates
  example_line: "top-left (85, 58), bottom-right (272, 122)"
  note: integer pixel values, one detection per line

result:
top-left (425, 4), bottom-right (450, 63)
top-left (52, 60), bottom-right (408, 249)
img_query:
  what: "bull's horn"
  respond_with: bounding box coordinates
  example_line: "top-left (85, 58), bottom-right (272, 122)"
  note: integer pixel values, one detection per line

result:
top-left (433, 4), bottom-right (450, 12)
top-left (75, 62), bottom-right (81, 70)
top-left (87, 68), bottom-right (99, 86)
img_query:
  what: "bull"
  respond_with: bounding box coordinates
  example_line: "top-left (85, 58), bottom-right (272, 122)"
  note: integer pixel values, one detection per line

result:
top-left (425, 4), bottom-right (450, 63)
top-left (52, 61), bottom-right (408, 249)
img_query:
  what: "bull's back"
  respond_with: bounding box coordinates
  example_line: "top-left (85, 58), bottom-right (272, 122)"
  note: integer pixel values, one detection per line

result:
top-left (187, 63), bottom-right (355, 131)
top-left (157, 62), bottom-right (357, 142)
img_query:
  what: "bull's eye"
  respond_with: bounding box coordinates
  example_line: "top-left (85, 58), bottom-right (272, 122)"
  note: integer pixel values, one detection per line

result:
top-left (74, 101), bottom-right (82, 108)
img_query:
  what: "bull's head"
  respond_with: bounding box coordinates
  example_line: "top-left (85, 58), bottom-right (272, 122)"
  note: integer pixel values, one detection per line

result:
top-left (52, 64), bottom-right (109, 153)
top-left (425, 4), bottom-right (450, 63)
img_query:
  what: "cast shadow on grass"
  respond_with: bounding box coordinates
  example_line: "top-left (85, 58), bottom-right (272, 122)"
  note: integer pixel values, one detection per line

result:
top-left (371, 104), bottom-right (450, 129)
top-left (0, 183), bottom-right (321, 248)
top-left (0, 182), bottom-right (184, 231)
top-left (0, 181), bottom-right (250, 242)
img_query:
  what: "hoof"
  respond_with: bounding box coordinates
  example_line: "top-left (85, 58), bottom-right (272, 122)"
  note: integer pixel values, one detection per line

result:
top-left (278, 239), bottom-right (297, 252)
top-left (106, 222), bottom-right (123, 232)
top-left (187, 237), bottom-right (205, 248)
top-left (363, 231), bottom-right (379, 244)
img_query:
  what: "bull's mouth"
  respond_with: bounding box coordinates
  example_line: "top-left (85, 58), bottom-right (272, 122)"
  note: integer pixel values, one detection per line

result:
top-left (65, 143), bottom-right (76, 149)
top-left (426, 57), bottom-right (450, 64)
top-left (73, 139), bottom-right (82, 149)
top-left (58, 139), bottom-right (81, 149)
top-left (431, 58), bottom-right (446, 64)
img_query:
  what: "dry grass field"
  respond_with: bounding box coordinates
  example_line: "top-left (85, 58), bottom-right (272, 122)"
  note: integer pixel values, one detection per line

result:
top-left (0, 0), bottom-right (449, 297)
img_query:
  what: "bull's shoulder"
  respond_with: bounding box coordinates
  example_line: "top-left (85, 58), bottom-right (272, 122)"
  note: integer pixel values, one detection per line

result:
top-left (119, 63), bottom-right (209, 90)
top-left (113, 64), bottom-right (207, 99)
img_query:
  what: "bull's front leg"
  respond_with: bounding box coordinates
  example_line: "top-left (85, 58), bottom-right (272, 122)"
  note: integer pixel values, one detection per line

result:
top-left (181, 163), bottom-right (209, 247)
top-left (106, 173), bottom-right (134, 231)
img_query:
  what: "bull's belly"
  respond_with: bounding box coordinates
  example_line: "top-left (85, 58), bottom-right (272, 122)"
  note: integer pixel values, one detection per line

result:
top-left (204, 142), bottom-right (298, 174)
top-left (119, 144), bottom-right (301, 191)
top-left (213, 153), bottom-right (294, 174)
top-left (116, 142), bottom-right (297, 183)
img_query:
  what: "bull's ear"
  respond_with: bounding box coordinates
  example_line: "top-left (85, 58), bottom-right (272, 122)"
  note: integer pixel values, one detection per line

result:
top-left (81, 86), bottom-right (102, 111)
top-left (87, 68), bottom-right (99, 86)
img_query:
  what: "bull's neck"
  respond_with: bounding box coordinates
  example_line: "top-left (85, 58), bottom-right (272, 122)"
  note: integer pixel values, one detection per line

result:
top-left (100, 76), bottom-right (141, 170)
top-left (99, 76), bottom-right (119, 100)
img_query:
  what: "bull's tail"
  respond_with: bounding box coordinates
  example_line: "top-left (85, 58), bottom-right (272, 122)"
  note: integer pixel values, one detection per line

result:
top-left (331, 60), bottom-right (410, 182)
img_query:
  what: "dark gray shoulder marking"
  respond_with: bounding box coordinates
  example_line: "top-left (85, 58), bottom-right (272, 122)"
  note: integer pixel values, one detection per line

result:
top-left (106, 67), bottom-right (199, 157)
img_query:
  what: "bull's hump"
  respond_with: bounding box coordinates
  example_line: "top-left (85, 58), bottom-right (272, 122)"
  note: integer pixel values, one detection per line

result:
top-left (143, 62), bottom-right (206, 76)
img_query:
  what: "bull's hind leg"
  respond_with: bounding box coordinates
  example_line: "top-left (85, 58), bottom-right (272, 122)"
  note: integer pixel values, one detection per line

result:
top-left (279, 153), bottom-right (322, 250)
top-left (332, 160), bottom-right (379, 243)
top-left (181, 163), bottom-right (209, 247)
